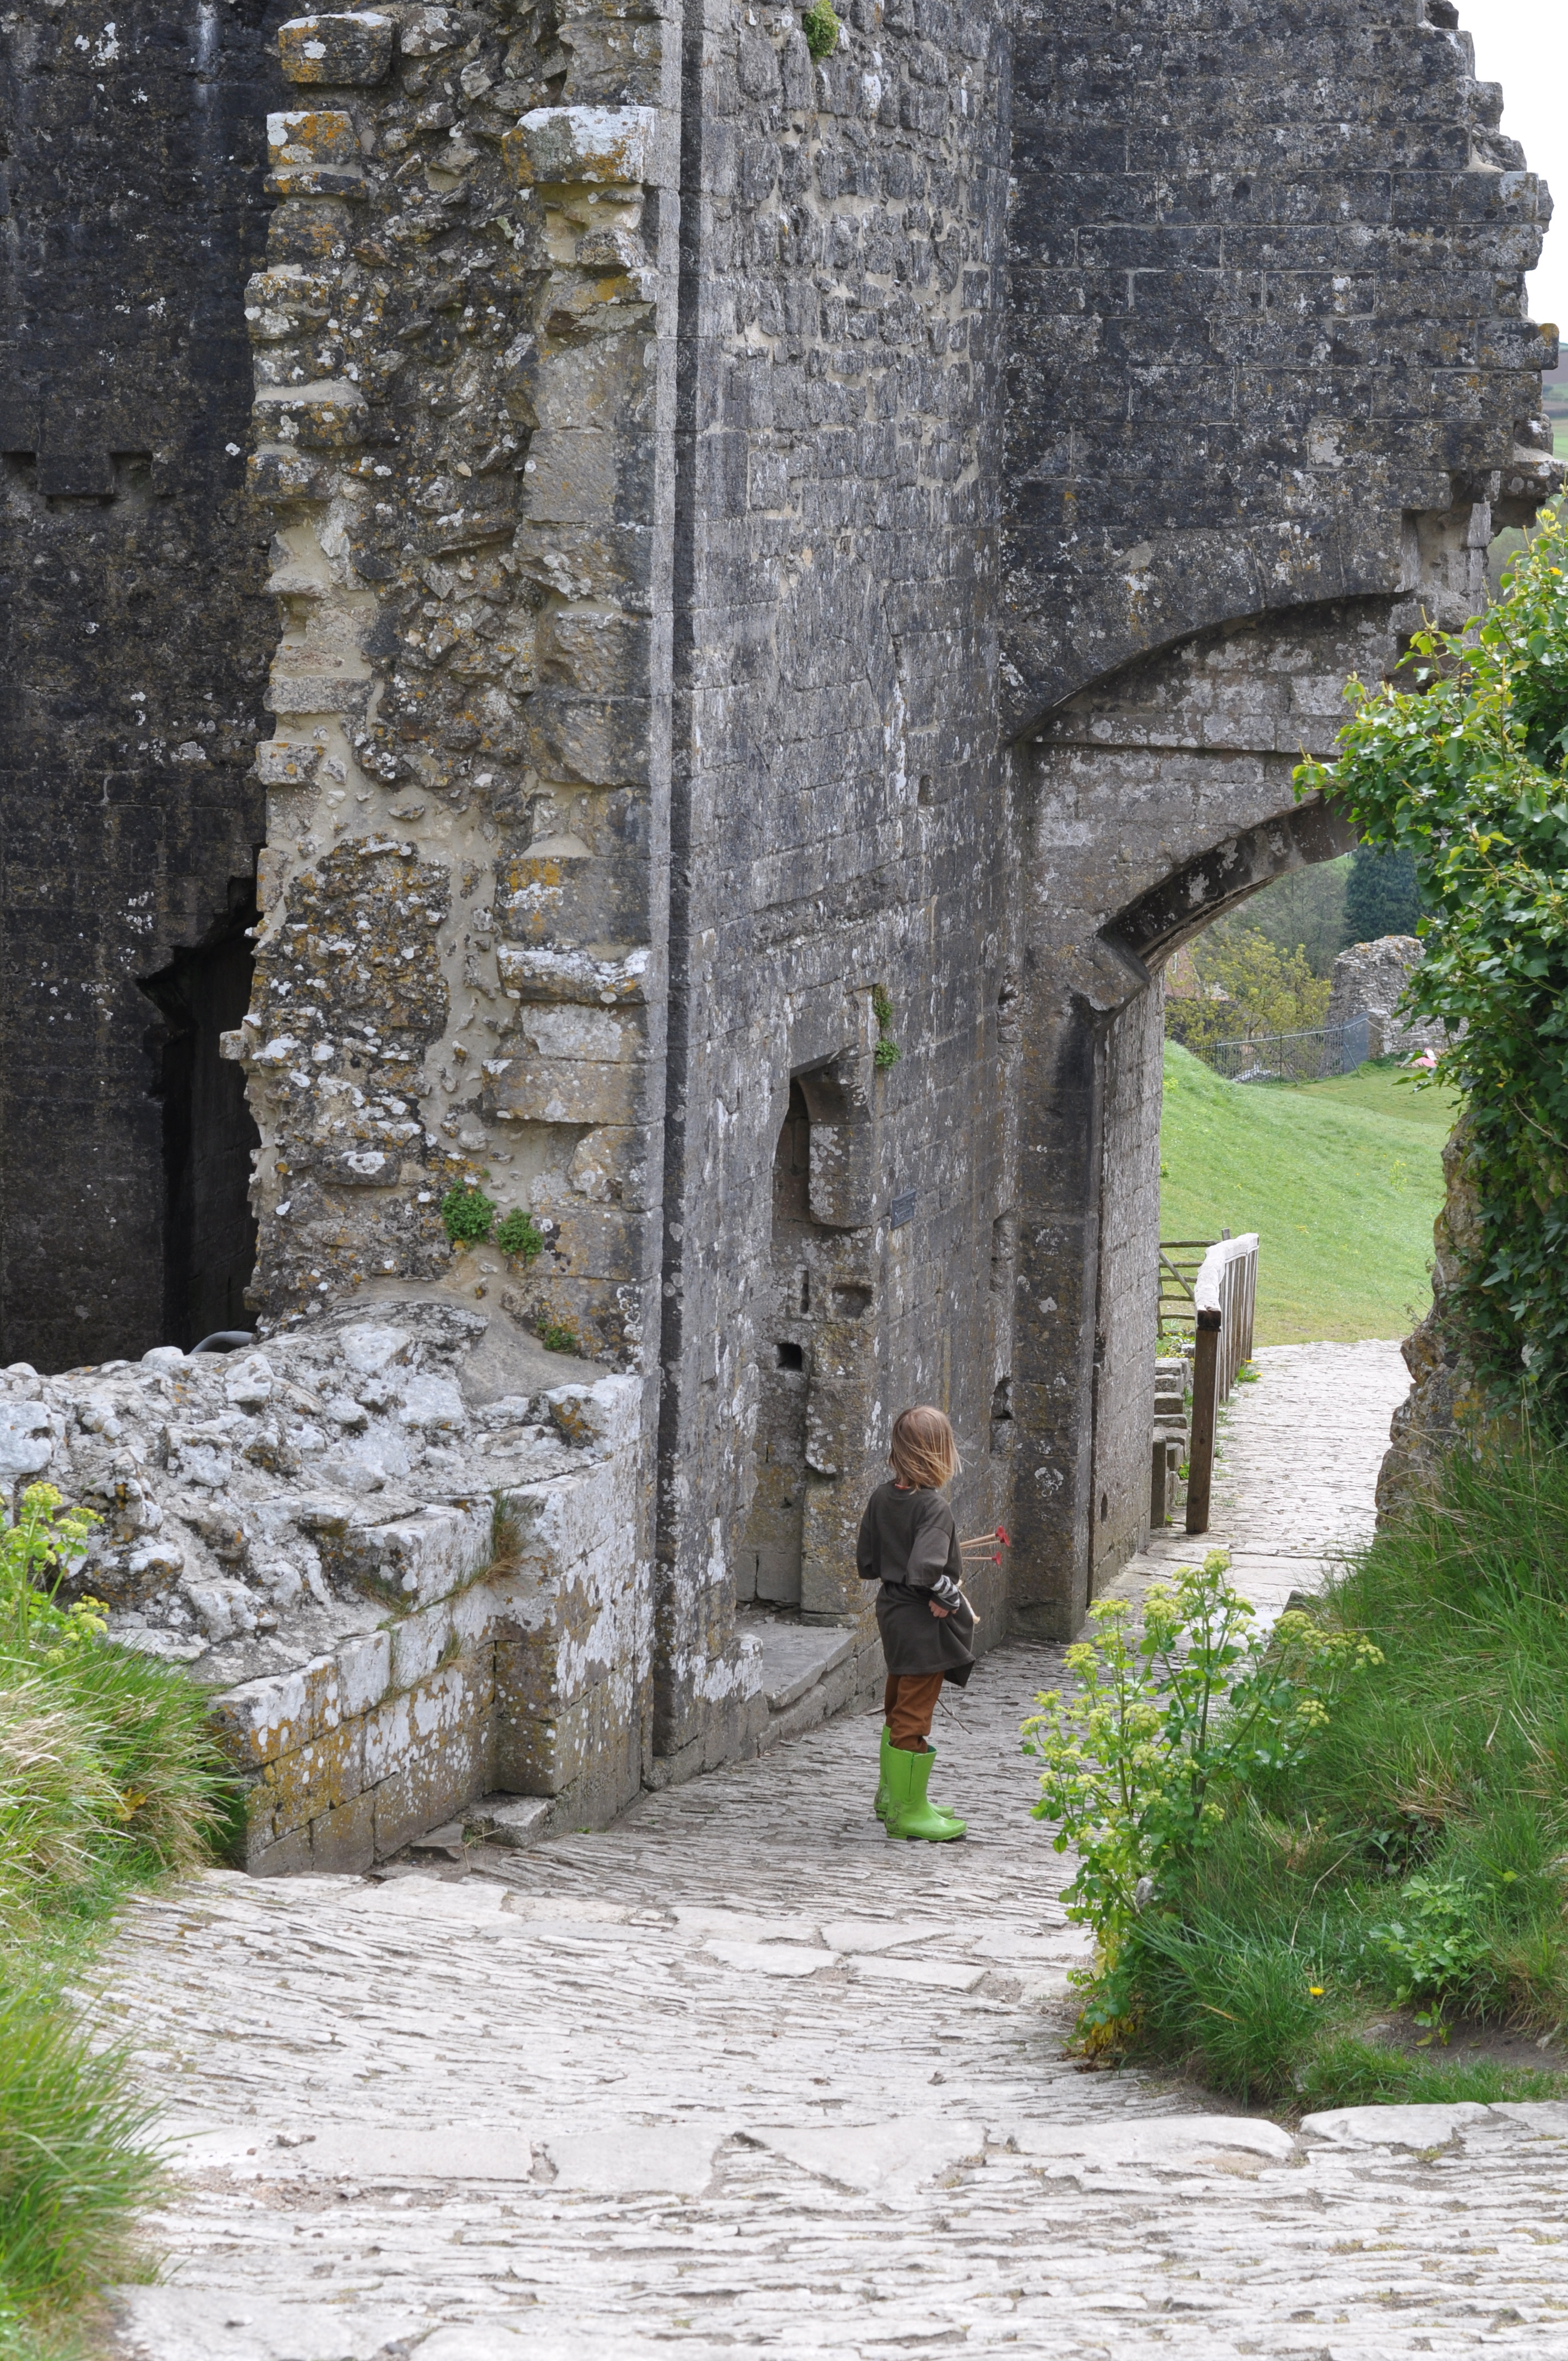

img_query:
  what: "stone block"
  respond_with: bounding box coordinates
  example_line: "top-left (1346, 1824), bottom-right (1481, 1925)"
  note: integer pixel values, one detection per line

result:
top-left (260, 1716), bottom-right (366, 1838)
top-left (278, 13), bottom-right (396, 86)
top-left (389, 1598), bottom-right (455, 1691)
top-left (266, 109), bottom-right (366, 197)
top-left (369, 1699), bottom-right (494, 1855)
top-left (244, 1821), bottom-right (316, 1878)
top-left (501, 105), bottom-right (658, 189)
top-left (304, 1785), bottom-right (377, 1872)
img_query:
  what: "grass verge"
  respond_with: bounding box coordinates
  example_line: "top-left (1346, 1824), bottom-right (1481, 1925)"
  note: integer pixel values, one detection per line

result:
top-left (1125, 1440), bottom-right (1568, 2110)
top-left (1, 1499), bottom-right (227, 2356)
top-left (1159, 1040), bottom-right (1453, 1344)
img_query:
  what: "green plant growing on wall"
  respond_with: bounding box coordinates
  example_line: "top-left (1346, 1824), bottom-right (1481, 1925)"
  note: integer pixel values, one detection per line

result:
top-left (1297, 499), bottom-right (1568, 1416)
top-left (802, 0), bottom-right (839, 57)
top-left (440, 1179), bottom-right (496, 1246)
top-left (496, 1209), bottom-right (545, 1263)
top-left (538, 1317), bottom-right (579, 1354)
top-left (872, 983), bottom-right (901, 1068)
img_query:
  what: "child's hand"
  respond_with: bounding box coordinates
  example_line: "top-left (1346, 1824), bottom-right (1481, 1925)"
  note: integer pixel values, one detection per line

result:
top-left (929, 1601), bottom-right (949, 1618)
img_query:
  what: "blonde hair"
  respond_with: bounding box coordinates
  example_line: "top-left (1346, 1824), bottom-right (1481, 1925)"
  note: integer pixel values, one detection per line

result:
top-left (889, 1405), bottom-right (960, 1492)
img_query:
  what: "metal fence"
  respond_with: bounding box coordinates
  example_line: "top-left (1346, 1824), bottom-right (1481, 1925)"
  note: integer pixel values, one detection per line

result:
top-left (1191, 1011), bottom-right (1369, 1082)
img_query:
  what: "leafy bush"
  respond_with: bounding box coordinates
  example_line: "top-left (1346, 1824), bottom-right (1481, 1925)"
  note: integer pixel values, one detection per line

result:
top-left (538, 1318), bottom-right (579, 1354)
top-left (440, 1181), bottom-right (497, 1245)
top-left (495, 1208), bottom-right (545, 1263)
top-left (1297, 501), bottom-right (1568, 1414)
top-left (1022, 1550), bottom-right (1380, 2039)
top-left (1087, 1441), bottom-right (1568, 2106)
top-left (1164, 928), bottom-right (1331, 1052)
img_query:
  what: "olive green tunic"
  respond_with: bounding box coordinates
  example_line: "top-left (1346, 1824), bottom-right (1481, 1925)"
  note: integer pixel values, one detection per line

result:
top-left (856, 1482), bottom-right (976, 1683)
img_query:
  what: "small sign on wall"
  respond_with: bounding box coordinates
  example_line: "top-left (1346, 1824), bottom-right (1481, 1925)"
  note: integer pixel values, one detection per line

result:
top-left (890, 1189), bottom-right (916, 1229)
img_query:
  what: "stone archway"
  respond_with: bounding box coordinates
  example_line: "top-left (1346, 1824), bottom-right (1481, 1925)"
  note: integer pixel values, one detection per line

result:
top-left (1008, 597), bottom-right (1399, 1640)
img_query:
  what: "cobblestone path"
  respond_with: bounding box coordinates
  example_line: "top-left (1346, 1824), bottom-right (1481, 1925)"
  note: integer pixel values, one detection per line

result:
top-left (108, 1342), bottom-right (1568, 2361)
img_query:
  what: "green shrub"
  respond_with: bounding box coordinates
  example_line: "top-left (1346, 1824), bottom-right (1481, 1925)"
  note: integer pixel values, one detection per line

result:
top-left (495, 1208), bottom-right (545, 1263)
top-left (0, 1972), bottom-right (162, 2321)
top-left (871, 983), bottom-right (900, 1068)
top-left (1105, 1440), bottom-right (1568, 2106)
top-left (1297, 500), bottom-right (1568, 1416)
top-left (538, 1319), bottom-right (579, 1353)
top-left (439, 1181), bottom-right (496, 1245)
top-left (1021, 1549), bottom-right (1380, 2042)
top-left (801, 0), bottom-right (839, 57)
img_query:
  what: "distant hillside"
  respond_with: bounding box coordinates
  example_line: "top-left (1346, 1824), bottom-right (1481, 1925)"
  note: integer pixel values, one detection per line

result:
top-left (1159, 1042), bottom-right (1453, 1345)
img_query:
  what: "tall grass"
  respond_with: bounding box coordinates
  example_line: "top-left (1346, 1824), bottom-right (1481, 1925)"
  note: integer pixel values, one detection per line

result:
top-left (0, 1495), bottom-right (227, 2354)
top-left (1129, 1439), bottom-right (1568, 2108)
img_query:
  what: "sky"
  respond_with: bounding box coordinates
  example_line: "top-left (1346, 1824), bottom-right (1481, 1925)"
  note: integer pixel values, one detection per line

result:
top-left (1464, 0), bottom-right (1568, 338)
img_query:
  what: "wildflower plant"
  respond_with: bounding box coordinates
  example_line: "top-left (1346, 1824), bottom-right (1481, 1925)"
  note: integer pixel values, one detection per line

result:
top-left (0, 1485), bottom-right (105, 1660)
top-left (1021, 1549), bottom-right (1382, 2034)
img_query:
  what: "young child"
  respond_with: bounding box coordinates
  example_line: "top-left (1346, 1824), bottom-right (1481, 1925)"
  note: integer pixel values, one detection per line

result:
top-left (856, 1404), bottom-right (974, 1841)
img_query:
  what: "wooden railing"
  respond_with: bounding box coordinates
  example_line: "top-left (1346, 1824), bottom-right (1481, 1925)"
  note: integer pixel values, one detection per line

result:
top-left (1185, 1233), bottom-right (1258, 1536)
top-left (1158, 1238), bottom-right (1213, 1337)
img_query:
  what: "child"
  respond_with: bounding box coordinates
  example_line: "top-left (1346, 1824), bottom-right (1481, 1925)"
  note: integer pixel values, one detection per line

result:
top-left (856, 1404), bottom-right (974, 1841)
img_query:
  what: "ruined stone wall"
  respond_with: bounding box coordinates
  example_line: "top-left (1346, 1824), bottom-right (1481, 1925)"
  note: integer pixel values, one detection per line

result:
top-left (0, 0), bottom-right (289, 1367)
top-left (1000, 0), bottom-right (1555, 1638)
top-left (1000, 0), bottom-right (1556, 732)
top-left (0, 0), bottom-right (1559, 1837)
top-left (0, 1298), bottom-right (646, 1869)
top-left (1089, 976), bottom-right (1162, 1598)
top-left (651, 0), bottom-right (1015, 1773)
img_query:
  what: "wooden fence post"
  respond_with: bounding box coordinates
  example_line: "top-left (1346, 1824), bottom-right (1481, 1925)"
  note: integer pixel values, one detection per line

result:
top-left (1185, 1308), bottom-right (1221, 1535)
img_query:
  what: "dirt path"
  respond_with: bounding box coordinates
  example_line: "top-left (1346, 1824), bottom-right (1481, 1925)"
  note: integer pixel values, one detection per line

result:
top-left (107, 1342), bottom-right (1568, 2360)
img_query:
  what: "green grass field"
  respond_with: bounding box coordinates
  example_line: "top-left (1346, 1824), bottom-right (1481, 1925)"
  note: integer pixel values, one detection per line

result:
top-left (1159, 1041), bottom-right (1455, 1345)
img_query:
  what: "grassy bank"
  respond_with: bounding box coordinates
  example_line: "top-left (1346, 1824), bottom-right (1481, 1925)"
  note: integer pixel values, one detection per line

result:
top-left (0, 1489), bottom-right (225, 2356)
top-left (1159, 1041), bottom-right (1453, 1343)
top-left (1128, 1444), bottom-right (1568, 2110)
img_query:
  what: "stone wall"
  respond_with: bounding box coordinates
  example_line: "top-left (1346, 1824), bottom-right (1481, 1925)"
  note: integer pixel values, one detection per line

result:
top-left (0, 0), bottom-right (288, 1367)
top-left (0, 0), bottom-right (1558, 1834)
top-left (1327, 933), bottom-right (1444, 1058)
top-left (0, 1296), bottom-right (648, 1867)
top-left (653, 0), bottom-right (1015, 1766)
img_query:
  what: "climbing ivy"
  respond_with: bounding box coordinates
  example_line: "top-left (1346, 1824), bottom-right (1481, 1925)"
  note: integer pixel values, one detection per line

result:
top-left (1295, 502), bottom-right (1568, 1413)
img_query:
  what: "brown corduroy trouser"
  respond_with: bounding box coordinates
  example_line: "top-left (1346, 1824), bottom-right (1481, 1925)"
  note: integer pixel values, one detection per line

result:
top-left (884, 1672), bottom-right (945, 1751)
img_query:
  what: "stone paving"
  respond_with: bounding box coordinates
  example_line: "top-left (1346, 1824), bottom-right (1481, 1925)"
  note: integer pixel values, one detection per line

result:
top-left (105, 1341), bottom-right (1568, 2361)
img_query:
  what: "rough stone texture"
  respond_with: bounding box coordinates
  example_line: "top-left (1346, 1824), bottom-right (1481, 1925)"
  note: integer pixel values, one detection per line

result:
top-left (0, 0), bottom-right (287, 1366)
top-left (0, 1299), bottom-right (652, 1856)
top-left (1327, 932), bottom-right (1444, 1058)
top-left (99, 1346), bottom-right (1568, 2358)
top-left (1, 0), bottom-right (1560, 1814)
top-left (1376, 1120), bottom-right (1515, 1519)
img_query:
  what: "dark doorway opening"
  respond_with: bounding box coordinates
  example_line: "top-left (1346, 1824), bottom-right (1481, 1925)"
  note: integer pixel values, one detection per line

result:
top-left (141, 881), bottom-right (260, 1349)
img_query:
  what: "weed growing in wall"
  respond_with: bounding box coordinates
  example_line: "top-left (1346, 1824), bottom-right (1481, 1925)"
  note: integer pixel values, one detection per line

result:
top-left (871, 984), bottom-right (901, 1068)
top-left (801, 0), bottom-right (839, 56)
top-left (496, 1209), bottom-right (545, 1264)
top-left (1297, 501), bottom-right (1568, 1416)
top-left (440, 1180), bottom-right (497, 1245)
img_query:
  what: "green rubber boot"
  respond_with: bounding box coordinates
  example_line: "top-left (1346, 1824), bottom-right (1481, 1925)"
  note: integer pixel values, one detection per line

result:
top-left (885, 1740), bottom-right (966, 1842)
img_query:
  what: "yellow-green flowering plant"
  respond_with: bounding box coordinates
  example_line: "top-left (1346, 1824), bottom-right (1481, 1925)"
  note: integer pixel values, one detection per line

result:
top-left (0, 1483), bottom-right (105, 1659)
top-left (1022, 1549), bottom-right (1381, 2039)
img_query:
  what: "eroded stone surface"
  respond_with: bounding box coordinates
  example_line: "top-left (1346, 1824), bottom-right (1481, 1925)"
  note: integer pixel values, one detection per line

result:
top-left (0, 1301), bottom-right (653, 1859)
